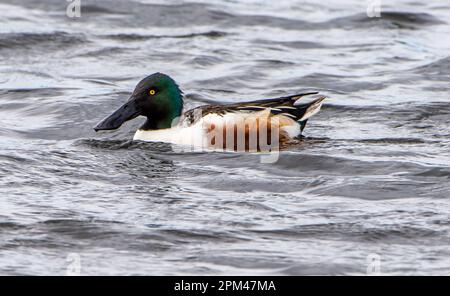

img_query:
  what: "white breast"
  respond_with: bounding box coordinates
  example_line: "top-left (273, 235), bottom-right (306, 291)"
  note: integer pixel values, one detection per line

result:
top-left (133, 113), bottom-right (228, 146)
top-left (133, 124), bottom-right (205, 146)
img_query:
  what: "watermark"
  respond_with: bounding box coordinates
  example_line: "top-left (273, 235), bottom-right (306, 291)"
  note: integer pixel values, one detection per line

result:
top-left (166, 109), bottom-right (281, 163)
top-left (366, 253), bottom-right (381, 275)
top-left (66, 0), bottom-right (81, 18)
top-left (366, 0), bottom-right (381, 18)
top-left (66, 253), bottom-right (81, 276)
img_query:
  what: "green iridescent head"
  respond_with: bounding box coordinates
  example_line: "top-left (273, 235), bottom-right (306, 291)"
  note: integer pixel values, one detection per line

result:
top-left (94, 73), bottom-right (183, 131)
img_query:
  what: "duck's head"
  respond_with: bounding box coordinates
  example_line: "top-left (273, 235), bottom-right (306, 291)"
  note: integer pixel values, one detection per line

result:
top-left (94, 72), bottom-right (183, 131)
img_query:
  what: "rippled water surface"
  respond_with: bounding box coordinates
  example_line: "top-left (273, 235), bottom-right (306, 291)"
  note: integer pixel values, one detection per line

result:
top-left (1, 0), bottom-right (450, 275)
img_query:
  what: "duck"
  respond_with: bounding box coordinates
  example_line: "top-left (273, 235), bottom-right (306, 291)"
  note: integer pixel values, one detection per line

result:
top-left (94, 73), bottom-right (325, 151)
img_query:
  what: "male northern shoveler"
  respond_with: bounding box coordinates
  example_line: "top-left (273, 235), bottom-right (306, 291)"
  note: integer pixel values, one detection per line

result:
top-left (94, 73), bottom-right (325, 151)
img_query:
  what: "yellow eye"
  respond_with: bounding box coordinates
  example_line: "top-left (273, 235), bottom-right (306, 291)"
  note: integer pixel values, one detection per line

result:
top-left (149, 89), bottom-right (156, 95)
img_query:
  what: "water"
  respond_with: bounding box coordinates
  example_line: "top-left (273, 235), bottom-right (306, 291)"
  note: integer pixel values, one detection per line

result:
top-left (0, 0), bottom-right (449, 275)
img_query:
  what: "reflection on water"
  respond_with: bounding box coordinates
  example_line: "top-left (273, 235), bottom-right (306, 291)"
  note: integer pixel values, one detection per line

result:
top-left (0, 0), bottom-right (450, 275)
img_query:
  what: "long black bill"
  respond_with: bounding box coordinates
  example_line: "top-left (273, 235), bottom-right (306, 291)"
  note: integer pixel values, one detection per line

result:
top-left (94, 98), bottom-right (141, 131)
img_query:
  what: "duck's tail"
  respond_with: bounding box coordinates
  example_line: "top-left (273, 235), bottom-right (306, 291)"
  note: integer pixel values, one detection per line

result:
top-left (292, 94), bottom-right (326, 132)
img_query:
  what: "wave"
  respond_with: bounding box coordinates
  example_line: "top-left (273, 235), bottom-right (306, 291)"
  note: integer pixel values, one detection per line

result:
top-left (275, 73), bottom-right (387, 93)
top-left (413, 56), bottom-right (450, 79)
top-left (322, 11), bottom-right (444, 30)
top-left (102, 31), bottom-right (228, 41)
top-left (0, 32), bottom-right (87, 50)
top-left (249, 223), bottom-right (445, 245)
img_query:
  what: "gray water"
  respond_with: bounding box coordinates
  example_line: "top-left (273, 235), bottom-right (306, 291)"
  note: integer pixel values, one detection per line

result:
top-left (0, 0), bottom-right (449, 275)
